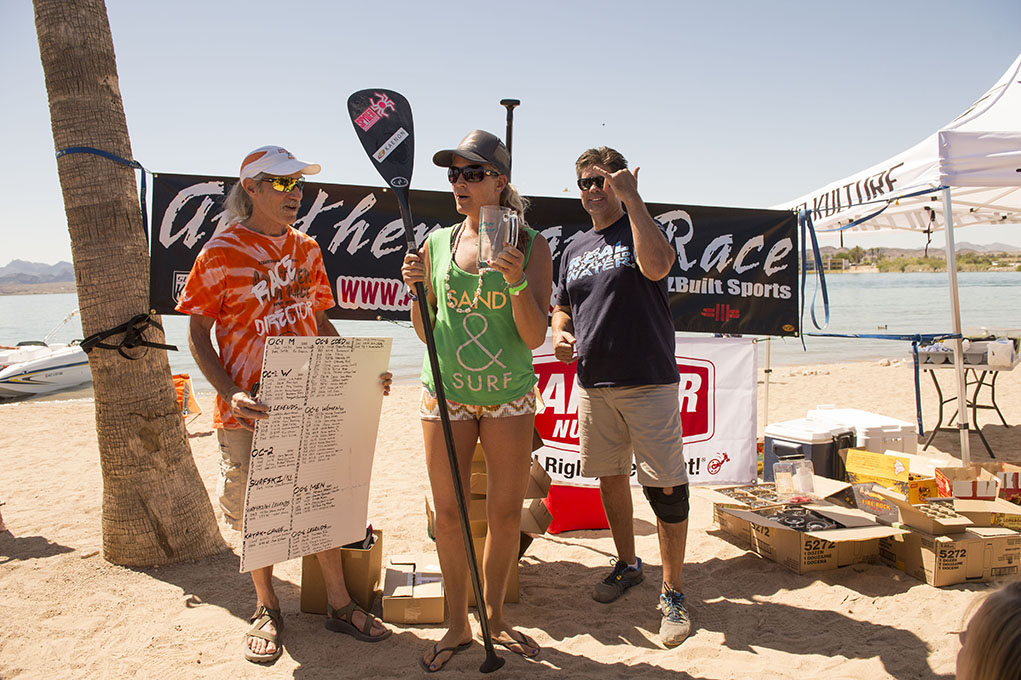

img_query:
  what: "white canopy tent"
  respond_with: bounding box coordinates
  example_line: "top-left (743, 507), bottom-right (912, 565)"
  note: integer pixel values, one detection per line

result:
top-left (775, 52), bottom-right (1021, 465)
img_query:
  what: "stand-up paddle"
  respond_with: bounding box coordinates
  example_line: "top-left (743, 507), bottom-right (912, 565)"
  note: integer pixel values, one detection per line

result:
top-left (346, 89), bottom-right (505, 674)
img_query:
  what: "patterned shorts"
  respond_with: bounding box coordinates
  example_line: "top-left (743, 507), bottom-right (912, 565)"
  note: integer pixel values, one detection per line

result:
top-left (419, 387), bottom-right (536, 421)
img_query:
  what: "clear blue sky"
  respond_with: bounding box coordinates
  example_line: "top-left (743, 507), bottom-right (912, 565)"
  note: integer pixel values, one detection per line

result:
top-left (2, 0), bottom-right (1020, 264)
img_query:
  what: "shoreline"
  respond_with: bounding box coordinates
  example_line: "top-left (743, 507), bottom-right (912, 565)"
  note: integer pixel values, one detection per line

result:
top-left (4, 267), bottom-right (1021, 295)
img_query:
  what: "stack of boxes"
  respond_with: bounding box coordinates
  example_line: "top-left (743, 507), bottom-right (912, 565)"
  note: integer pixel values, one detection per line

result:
top-left (718, 405), bottom-right (1021, 586)
top-left (407, 444), bottom-right (552, 621)
top-left (301, 442), bottom-right (553, 624)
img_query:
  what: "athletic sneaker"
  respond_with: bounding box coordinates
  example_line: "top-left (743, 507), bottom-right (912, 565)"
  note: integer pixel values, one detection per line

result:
top-left (592, 557), bottom-right (644, 603)
top-left (658, 588), bottom-right (691, 647)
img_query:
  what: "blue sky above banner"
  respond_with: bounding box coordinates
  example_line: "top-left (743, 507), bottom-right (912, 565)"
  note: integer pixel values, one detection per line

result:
top-left (2, 0), bottom-right (1020, 264)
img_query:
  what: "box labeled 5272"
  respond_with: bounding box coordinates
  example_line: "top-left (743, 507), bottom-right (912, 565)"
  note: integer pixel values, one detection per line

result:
top-left (879, 526), bottom-right (1021, 587)
top-left (719, 503), bottom-right (905, 574)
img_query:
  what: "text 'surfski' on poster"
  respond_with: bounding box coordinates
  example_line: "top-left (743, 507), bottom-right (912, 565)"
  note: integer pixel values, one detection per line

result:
top-left (240, 336), bottom-right (392, 573)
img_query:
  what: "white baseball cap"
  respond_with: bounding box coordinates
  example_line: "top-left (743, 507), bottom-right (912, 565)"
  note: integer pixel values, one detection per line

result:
top-left (239, 146), bottom-right (321, 180)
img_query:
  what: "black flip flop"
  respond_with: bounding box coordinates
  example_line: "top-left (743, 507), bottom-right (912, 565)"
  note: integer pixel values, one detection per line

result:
top-left (482, 629), bottom-right (540, 659)
top-left (420, 641), bottom-right (473, 672)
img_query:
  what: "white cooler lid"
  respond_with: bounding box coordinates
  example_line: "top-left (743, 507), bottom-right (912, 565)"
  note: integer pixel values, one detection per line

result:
top-left (764, 417), bottom-right (853, 444)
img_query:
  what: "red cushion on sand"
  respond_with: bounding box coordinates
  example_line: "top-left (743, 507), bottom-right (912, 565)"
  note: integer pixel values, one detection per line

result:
top-left (543, 484), bottom-right (609, 534)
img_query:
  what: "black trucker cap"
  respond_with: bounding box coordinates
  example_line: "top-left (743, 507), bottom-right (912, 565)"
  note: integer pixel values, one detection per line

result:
top-left (432, 129), bottom-right (511, 177)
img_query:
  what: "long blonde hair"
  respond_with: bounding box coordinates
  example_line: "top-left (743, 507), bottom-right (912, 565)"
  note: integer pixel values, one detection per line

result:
top-left (960, 581), bottom-right (1021, 680)
top-left (500, 182), bottom-right (530, 231)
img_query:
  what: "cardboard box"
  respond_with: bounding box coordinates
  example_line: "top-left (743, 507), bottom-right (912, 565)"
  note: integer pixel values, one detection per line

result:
top-left (473, 431), bottom-right (545, 460)
top-left (470, 456), bottom-right (552, 499)
top-left (382, 554), bottom-right (446, 623)
top-left (715, 504), bottom-right (753, 545)
top-left (704, 478), bottom-right (853, 527)
top-left (424, 496), bottom-right (540, 560)
top-left (998, 463), bottom-right (1021, 502)
top-left (848, 483), bottom-right (900, 525)
top-left (719, 503), bottom-right (906, 574)
top-left (300, 529), bottom-right (382, 615)
top-left (467, 531), bottom-right (519, 607)
top-left (520, 497), bottom-right (553, 535)
top-left (842, 449), bottom-right (939, 504)
top-left (935, 466), bottom-right (1001, 500)
top-left (879, 526), bottom-right (1021, 586)
top-left (954, 497), bottom-right (1021, 531)
top-left (702, 485), bottom-right (784, 528)
top-left (871, 487), bottom-right (972, 535)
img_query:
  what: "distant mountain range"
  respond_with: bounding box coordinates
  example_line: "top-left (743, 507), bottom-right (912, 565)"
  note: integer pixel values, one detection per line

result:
top-left (816, 242), bottom-right (1021, 257)
top-left (3, 241), bottom-right (1019, 284)
top-left (0, 259), bottom-right (75, 285)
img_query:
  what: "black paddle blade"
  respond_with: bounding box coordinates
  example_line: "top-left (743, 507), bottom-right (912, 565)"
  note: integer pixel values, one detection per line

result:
top-left (347, 89), bottom-right (414, 190)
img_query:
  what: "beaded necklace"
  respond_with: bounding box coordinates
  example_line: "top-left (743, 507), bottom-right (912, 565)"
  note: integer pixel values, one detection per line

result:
top-left (444, 222), bottom-right (489, 313)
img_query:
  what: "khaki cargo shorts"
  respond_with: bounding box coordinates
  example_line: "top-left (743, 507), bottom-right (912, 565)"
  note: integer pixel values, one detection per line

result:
top-left (577, 383), bottom-right (689, 487)
top-left (216, 427), bottom-right (253, 530)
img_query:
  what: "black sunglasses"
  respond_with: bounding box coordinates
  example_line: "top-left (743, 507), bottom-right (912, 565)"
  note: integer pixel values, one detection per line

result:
top-left (261, 176), bottom-right (305, 192)
top-left (577, 176), bottom-right (605, 191)
top-left (448, 165), bottom-right (501, 184)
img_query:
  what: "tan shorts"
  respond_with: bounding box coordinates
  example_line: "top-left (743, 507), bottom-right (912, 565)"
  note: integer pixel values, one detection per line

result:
top-left (420, 388), bottom-right (536, 421)
top-left (216, 427), bottom-right (253, 530)
top-left (578, 383), bottom-right (689, 487)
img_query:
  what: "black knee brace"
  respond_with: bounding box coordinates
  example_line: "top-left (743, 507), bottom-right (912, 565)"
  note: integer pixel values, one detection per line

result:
top-left (643, 484), bottom-right (690, 524)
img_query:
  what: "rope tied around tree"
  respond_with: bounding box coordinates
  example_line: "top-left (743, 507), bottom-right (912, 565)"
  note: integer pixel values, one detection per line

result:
top-left (80, 311), bottom-right (177, 359)
top-left (54, 146), bottom-right (151, 243)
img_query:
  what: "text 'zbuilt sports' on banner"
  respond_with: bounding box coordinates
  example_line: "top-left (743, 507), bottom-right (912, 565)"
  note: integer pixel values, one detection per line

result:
top-left (533, 336), bottom-right (757, 487)
top-left (151, 174), bottom-right (798, 336)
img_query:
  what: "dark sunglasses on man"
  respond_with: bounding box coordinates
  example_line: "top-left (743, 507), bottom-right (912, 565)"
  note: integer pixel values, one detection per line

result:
top-left (447, 165), bottom-right (502, 184)
top-left (261, 176), bottom-right (305, 192)
top-left (577, 176), bottom-right (605, 191)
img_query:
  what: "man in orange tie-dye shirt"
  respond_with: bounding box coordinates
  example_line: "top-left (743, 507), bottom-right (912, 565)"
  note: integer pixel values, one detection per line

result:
top-left (177, 146), bottom-right (392, 663)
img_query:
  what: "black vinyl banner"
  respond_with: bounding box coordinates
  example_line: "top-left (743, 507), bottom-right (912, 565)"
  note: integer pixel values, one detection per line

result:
top-left (151, 174), bottom-right (798, 336)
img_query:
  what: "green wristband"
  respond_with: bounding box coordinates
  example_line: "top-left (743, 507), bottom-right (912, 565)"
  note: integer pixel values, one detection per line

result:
top-left (507, 277), bottom-right (529, 295)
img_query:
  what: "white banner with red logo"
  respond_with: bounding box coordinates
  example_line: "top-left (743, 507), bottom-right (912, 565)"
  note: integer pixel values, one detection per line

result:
top-left (533, 335), bottom-right (757, 487)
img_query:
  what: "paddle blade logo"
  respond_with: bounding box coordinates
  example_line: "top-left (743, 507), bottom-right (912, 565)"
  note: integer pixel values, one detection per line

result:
top-left (374, 128), bottom-right (409, 163)
top-left (354, 92), bottom-right (397, 131)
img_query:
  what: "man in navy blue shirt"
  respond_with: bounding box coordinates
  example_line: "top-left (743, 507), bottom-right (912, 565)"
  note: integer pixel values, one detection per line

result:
top-left (552, 146), bottom-right (692, 648)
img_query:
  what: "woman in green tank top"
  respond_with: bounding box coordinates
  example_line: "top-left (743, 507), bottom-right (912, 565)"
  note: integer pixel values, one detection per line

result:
top-left (401, 130), bottom-right (553, 670)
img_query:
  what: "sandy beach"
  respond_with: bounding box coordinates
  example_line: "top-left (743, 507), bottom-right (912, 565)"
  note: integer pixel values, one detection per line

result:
top-left (2, 359), bottom-right (1019, 679)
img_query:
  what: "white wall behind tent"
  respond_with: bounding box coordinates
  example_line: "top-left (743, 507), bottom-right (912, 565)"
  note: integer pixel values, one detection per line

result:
top-left (773, 52), bottom-right (1021, 466)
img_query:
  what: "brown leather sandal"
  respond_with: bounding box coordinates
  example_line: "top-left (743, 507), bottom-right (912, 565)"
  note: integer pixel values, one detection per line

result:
top-left (243, 604), bottom-right (283, 663)
top-left (324, 600), bottom-right (391, 642)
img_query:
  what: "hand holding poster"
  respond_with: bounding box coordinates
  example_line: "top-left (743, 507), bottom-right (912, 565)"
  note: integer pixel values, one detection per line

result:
top-left (240, 336), bottom-right (392, 573)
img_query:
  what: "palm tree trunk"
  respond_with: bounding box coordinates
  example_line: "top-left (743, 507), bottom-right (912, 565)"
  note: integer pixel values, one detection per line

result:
top-left (34, 0), bottom-right (225, 565)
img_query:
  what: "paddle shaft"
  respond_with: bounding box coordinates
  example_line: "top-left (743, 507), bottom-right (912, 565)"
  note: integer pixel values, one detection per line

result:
top-left (392, 187), bottom-right (503, 672)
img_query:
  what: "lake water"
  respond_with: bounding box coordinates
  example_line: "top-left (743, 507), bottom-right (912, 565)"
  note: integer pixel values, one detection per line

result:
top-left (2, 271), bottom-right (1018, 396)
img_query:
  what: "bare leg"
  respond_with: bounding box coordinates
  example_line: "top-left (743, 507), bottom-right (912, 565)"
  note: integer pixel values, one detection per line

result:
top-left (248, 566), bottom-right (279, 657)
top-left (316, 547), bottom-right (388, 637)
top-left (422, 417), bottom-right (481, 669)
top-left (477, 413), bottom-right (538, 655)
top-left (658, 516), bottom-right (689, 593)
top-left (599, 474), bottom-right (636, 564)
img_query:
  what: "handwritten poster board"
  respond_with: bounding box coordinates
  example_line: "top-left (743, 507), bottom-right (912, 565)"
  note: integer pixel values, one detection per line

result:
top-left (240, 336), bottom-right (392, 573)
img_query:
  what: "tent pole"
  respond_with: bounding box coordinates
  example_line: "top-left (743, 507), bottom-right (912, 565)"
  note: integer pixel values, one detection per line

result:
top-left (763, 337), bottom-right (771, 427)
top-left (941, 187), bottom-right (971, 465)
